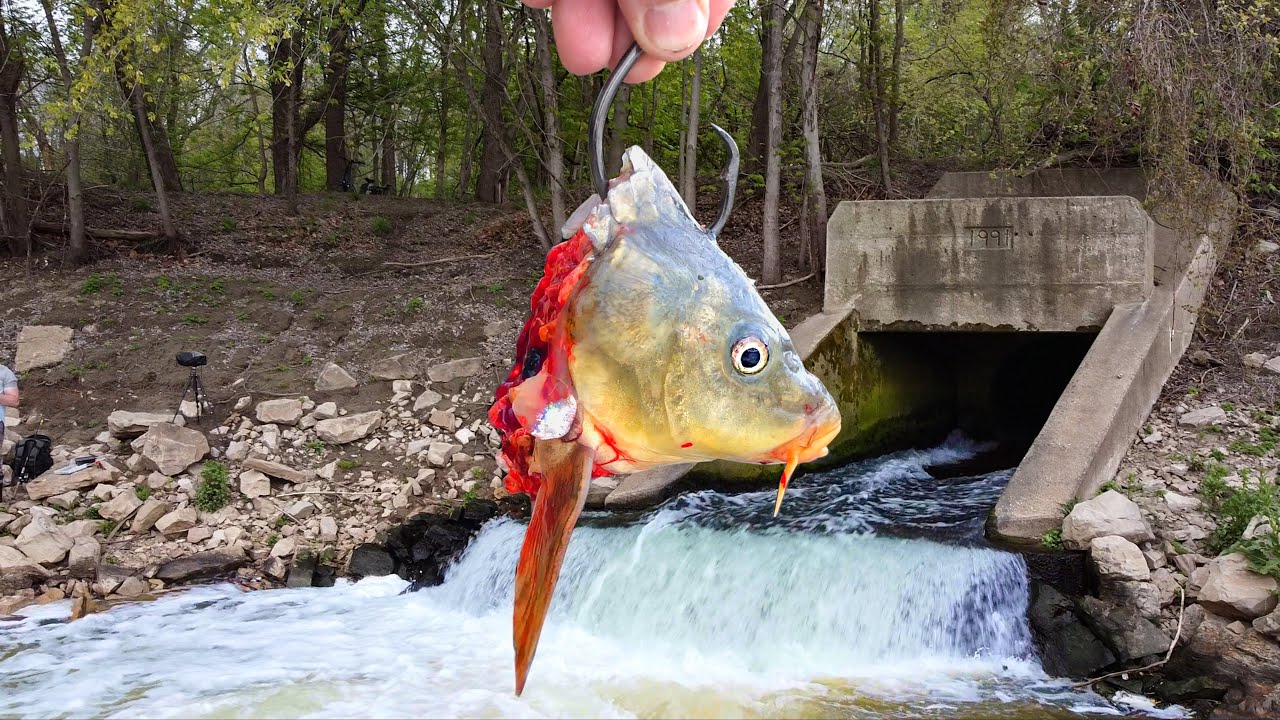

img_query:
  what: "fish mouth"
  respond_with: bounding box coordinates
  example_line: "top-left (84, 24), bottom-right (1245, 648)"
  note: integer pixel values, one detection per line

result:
top-left (760, 410), bottom-right (841, 517)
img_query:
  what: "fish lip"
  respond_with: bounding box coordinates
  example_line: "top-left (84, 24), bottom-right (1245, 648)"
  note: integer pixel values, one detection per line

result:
top-left (759, 417), bottom-right (841, 465)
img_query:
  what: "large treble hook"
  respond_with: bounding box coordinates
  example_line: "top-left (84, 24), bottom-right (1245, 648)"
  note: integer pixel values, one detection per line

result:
top-left (587, 43), bottom-right (739, 239)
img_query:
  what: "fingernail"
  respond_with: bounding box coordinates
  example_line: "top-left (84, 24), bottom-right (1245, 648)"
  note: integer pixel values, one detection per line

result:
top-left (644, 0), bottom-right (708, 55)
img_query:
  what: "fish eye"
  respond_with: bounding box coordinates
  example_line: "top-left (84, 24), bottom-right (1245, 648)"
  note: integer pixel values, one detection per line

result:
top-left (731, 336), bottom-right (769, 375)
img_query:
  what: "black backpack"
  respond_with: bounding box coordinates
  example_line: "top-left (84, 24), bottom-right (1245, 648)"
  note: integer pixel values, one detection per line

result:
top-left (10, 434), bottom-right (53, 485)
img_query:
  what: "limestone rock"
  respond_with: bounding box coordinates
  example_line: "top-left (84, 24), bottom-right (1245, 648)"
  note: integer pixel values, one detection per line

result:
top-left (0, 545), bottom-right (37, 572)
top-left (130, 499), bottom-right (169, 533)
top-left (315, 362), bottom-right (358, 392)
top-left (224, 440), bottom-right (250, 463)
top-left (270, 536), bottom-right (297, 557)
top-left (1076, 595), bottom-right (1172, 661)
top-left (155, 508), bottom-right (198, 536)
top-left (155, 548), bottom-right (246, 583)
top-left (1028, 583), bottom-right (1116, 678)
top-left (370, 353), bottom-right (417, 380)
top-left (313, 401), bottom-right (338, 419)
top-left (1265, 356), bottom-right (1280, 375)
top-left (255, 398), bottom-right (304, 426)
top-left (1199, 552), bottom-right (1279, 620)
top-left (107, 410), bottom-right (175, 438)
top-left (141, 423), bottom-right (210, 476)
top-left (24, 465), bottom-right (118, 501)
top-left (187, 526), bottom-right (213, 544)
top-left (1178, 406), bottom-right (1227, 428)
top-left (242, 458), bottom-right (306, 484)
top-left (428, 409), bottom-right (456, 430)
top-left (426, 357), bottom-right (483, 383)
top-left (346, 544), bottom-right (394, 577)
top-left (286, 501), bottom-right (316, 519)
top-left (1062, 490), bottom-right (1154, 548)
top-left (315, 411), bottom-right (383, 444)
top-left (263, 556), bottom-right (288, 579)
top-left (286, 551), bottom-right (317, 588)
top-left (1253, 607), bottom-right (1280, 639)
top-left (0, 554), bottom-right (50, 594)
top-left (239, 470), bottom-right (271, 498)
top-left (413, 389), bottom-right (443, 412)
top-left (1243, 352), bottom-right (1269, 369)
top-left (318, 516), bottom-right (338, 542)
top-left (98, 492), bottom-right (142, 522)
top-left (1163, 491), bottom-right (1201, 512)
top-left (15, 512), bottom-right (74, 565)
top-left (114, 576), bottom-right (147, 598)
top-left (63, 519), bottom-right (100, 538)
top-left (67, 537), bottom-right (100, 579)
top-left (46, 490), bottom-right (81, 510)
top-left (15, 325), bottom-right (73, 372)
top-left (1090, 535), bottom-right (1151, 581)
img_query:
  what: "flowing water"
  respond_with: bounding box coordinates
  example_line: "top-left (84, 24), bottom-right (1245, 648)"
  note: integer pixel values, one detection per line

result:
top-left (0, 434), bottom-right (1185, 719)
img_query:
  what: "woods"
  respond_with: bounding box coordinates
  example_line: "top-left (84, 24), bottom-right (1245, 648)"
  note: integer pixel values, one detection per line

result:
top-left (0, 0), bottom-right (1275, 279)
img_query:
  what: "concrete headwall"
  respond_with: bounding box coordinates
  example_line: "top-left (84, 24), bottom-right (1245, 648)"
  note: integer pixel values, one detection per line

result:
top-left (825, 197), bottom-right (1154, 331)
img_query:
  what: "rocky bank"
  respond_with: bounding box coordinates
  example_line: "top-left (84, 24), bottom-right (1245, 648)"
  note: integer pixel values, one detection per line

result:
top-left (1, 337), bottom-right (523, 618)
top-left (1032, 349), bottom-right (1280, 719)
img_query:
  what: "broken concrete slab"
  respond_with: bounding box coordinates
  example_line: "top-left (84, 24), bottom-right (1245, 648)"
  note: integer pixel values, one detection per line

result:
top-left (15, 325), bottom-right (73, 372)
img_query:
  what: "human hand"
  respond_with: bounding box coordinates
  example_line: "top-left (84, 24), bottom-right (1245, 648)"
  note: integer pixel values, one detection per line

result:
top-left (522, 0), bottom-right (735, 83)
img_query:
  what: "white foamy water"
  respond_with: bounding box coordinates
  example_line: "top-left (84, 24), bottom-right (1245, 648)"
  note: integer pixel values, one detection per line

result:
top-left (0, 436), bottom-right (1185, 719)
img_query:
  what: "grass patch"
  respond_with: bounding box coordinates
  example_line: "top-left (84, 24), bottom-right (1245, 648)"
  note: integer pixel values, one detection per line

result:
top-left (196, 461), bottom-right (231, 512)
top-left (336, 459), bottom-right (359, 471)
top-left (135, 486), bottom-right (152, 501)
top-left (371, 216), bottom-right (393, 236)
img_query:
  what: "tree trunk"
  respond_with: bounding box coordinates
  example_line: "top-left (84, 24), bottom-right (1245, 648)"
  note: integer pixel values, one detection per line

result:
top-left (607, 84), bottom-right (631, 177)
top-left (324, 15), bottom-right (351, 192)
top-left (532, 11), bottom-right (566, 232)
top-left (869, 0), bottom-right (893, 194)
top-left (453, 48), bottom-right (549, 248)
top-left (681, 49), bottom-right (702, 208)
top-left (748, 13), bottom-right (804, 171)
top-left (436, 78), bottom-right (450, 198)
top-left (115, 63), bottom-right (182, 193)
top-left (41, 0), bottom-right (95, 265)
top-left (800, 0), bottom-right (827, 277)
top-left (889, 0), bottom-right (905, 147)
top-left (382, 122), bottom-right (396, 193)
top-left (245, 48), bottom-right (269, 193)
top-left (123, 74), bottom-right (179, 240)
top-left (0, 9), bottom-right (28, 259)
top-left (678, 61), bottom-right (688, 188)
top-left (761, 0), bottom-right (784, 285)
top-left (458, 107), bottom-right (475, 199)
top-left (475, 0), bottom-right (509, 203)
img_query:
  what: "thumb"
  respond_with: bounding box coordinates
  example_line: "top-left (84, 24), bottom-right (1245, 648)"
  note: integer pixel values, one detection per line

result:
top-left (615, 0), bottom-right (711, 62)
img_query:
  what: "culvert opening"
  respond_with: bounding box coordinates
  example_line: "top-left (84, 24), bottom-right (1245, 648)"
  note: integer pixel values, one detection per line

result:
top-left (857, 331), bottom-right (1098, 473)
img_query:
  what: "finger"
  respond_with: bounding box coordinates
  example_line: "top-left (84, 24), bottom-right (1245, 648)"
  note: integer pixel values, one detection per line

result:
top-left (609, 14), bottom-right (666, 83)
top-left (615, 0), bottom-right (711, 63)
top-left (706, 0), bottom-right (733, 37)
top-left (521, 0), bottom-right (556, 9)
top-left (551, 0), bottom-right (617, 75)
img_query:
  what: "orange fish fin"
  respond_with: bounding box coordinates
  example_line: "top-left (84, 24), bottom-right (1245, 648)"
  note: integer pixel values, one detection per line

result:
top-left (513, 439), bottom-right (594, 696)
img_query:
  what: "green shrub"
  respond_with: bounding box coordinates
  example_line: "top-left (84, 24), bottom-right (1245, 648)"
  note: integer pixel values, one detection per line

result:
top-left (1042, 529), bottom-right (1064, 550)
top-left (1205, 473), bottom-right (1278, 553)
top-left (135, 485), bottom-right (152, 501)
top-left (196, 461), bottom-right (231, 512)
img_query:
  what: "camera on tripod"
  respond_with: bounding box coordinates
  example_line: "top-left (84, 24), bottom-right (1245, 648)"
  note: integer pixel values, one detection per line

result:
top-left (174, 350), bottom-right (212, 424)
